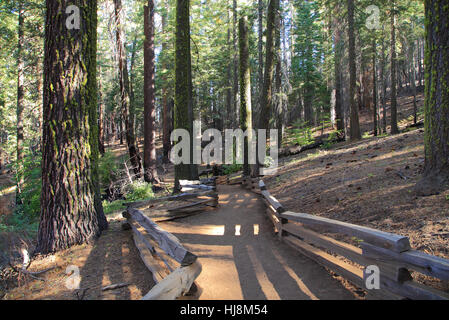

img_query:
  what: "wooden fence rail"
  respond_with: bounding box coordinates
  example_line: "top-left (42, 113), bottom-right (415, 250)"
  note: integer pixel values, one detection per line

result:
top-left (237, 175), bottom-right (449, 300)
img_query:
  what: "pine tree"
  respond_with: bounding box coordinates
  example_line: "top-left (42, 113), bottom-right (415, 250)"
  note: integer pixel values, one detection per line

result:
top-left (144, 0), bottom-right (159, 184)
top-left (415, 0), bottom-right (449, 196)
top-left (239, 16), bottom-right (253, 177)
top-left (174, 0), bottom-right (198, 190)
top-left (37, 0), bottom-right (108, 254)
top-left (347, 0), bottom-right (361, 140)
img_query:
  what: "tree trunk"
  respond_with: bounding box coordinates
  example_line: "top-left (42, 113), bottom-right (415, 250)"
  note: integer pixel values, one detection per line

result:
top-left (275, 5), bottom-right (283, 146)
top-left (257, 0), bottom-right (265, 126)
top-left (347, 0), bottom-right (361, 140)
top-left (98, 65), bottom-right (105, 155)
top-left (390, 2), bottom-right (399, 134)
top-left (37, 0), bottom-right (108, 254)
top-left (380, 26), bottom-right (388, 134)
top-left (410, 41), bottom-right (418, 125)
top-left (174, 0), bottom-right (198, 191)
top-left (226, 6), bottom-right (233, 128)
top-left (373, 38), bottom-right (378, 137)
top-left (239, 17), bottom-right (253, 177)
top-left (16, 2), bottom-right (25, 201)
top-left (114, 0), bottom-right (142, 178)
top-left (232, 0), bottom-right (239, 127)
top-left (415, 0), bottom-right (449, 196)
top-left (144, 1), bottom-right (159, 184)
top-left (161, 0), bottom-right (171, 164)
top-left (333, 8), bottom-right (345, 134)
top-left (257, 0), bottom-right (279, 172)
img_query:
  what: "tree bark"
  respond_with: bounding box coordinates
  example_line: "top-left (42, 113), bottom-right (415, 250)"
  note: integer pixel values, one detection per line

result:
top-left (144, 1), bottom-right (159, 184)
top-left (16, 2), bottom-right (25, 200)
top-left (174, 0), bottom-right (198, 191)
top-left (380, 27), bottom-right (388, 134)
top-left (98, 65), bottom-right (105, 154)
top-left (373, 38), bottom-right (378, 137)
top-left (37, 0), bottom-right (108, 254)
top-left (333, 7), bottom-right (345, 134)
top-left (161, 0), bottom-right (171, 164)
top-left (390, 2), bottom-right (399, 134)
top-left (416, 0), bottom-right (449, 196)
top-left (257, 0), bottom-right (279, 172)
top-left (347, 0), bottom-right (361, 140)
top-left (257, 0), bottom-right (265, 126)
top-left (239, 17), bottom-right (253, 177)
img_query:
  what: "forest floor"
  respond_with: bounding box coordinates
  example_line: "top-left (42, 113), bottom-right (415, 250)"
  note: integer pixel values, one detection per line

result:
top-left (265, 91), bottom-right (449, 293)
top-left (1, 218), bottom-right (155, 300)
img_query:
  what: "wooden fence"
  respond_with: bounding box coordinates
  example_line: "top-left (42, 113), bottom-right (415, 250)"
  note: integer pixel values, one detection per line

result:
top-left (234, 175), bottom-right (449, 300)
top-left (121, 179), bottom-right (219, 300)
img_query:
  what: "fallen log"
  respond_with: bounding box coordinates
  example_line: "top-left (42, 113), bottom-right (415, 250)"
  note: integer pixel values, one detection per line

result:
top-left (124, 190), bottom-right (216, 208)
top-left (279, 133), bottom-right (345, 158)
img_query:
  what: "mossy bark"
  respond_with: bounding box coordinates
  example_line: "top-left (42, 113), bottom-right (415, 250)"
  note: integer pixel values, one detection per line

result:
top-left (239, 17), bottom-right (253, 177)
top-left (416, 0), bottom-right (449, 196)
top-left (37, 0), bottom-right (107, 254)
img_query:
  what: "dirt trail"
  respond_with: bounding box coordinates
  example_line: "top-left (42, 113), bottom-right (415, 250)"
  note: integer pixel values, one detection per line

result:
top-left (161, 185), bottom-right (356, 300)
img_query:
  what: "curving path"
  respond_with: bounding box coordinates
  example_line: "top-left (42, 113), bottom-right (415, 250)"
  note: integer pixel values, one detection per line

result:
top-left (160, 185), bottom-right (356, 300)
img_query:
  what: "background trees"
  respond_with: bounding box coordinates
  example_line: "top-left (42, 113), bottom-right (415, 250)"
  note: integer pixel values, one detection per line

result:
top-left (0, 0), bottom-right (440, 252)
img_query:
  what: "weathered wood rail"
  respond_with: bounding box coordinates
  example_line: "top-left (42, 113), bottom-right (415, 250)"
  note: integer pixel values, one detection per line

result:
top-left (123, 208), bottom-right (202, 300)
top-left (123, 178), bottom-right (219, 222)
top-left (121, 178), bottom-right (219, 300)
top-left (233, 175), bottom-right (449, 300)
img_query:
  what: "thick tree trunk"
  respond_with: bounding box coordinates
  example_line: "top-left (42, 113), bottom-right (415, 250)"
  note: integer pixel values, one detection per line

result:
top-left (144, 1), bottom-right (159, 184)
top-left (257, 0), bottom-right (279, 172)
top-left (347, 0), bottom-right (361, 140)
top-left (114, 0), bottom-right (142, 178)
top-left (239, 17), bottom-right (253, 177)
top-left (37, 0), bottom-right (107, 254)
top-left (390, 2), bottom-right (399, 134)
top-left (416, 0), bottom-right (449, 196)
top-left (174, 0), bottom-right (198, 191)
top-left (16, 3), bottom-right (25, 200)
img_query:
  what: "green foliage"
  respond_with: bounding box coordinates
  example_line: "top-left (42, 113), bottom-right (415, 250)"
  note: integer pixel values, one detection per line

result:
top-left (322, 130), bottom-right (342, 150)
top-left (125, 181), bottom-right (154, 202)
top-left (289, 125), bottom-right (314, 146)
top-left (14, 152), bottom-right (42, 221)
top-left (98, 151), bottom-right (120, 188)
top-left (102, 199), bottom-right (127, 215)
top-left (222, 164), bottom-right (243, 175)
